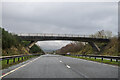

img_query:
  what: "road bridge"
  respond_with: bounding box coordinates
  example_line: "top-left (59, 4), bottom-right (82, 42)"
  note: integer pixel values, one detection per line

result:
top-left (18, 33), bottom-right (110, 52)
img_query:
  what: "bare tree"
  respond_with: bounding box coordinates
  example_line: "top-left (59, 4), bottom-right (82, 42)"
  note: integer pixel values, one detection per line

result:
top-left (104, 30), bottom-right (112, 38)
top-left (93, 30), bottom-right (112, 38)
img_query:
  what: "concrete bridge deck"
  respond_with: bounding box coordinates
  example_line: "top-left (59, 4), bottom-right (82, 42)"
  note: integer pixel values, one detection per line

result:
top-left (17, 33), bottom-right (110, 52)
top-left (18, 33), bottom-right (110, 43)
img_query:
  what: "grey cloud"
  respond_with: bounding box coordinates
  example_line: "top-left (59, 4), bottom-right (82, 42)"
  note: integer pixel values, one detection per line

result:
top-left (2, 2), bottom-right (118, 34)
top-left (2, 2), bottom-right (118, 50)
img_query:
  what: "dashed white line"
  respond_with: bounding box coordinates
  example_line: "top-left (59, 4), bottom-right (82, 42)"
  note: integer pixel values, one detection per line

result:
top-left (0, 56), bottom-right (41, 79)
top-left (66, 65), bottom-right (71, 69)
top-left (59, 60), bottom-right (71, 69)
top-left (60, 60), bottom-right (63, 63)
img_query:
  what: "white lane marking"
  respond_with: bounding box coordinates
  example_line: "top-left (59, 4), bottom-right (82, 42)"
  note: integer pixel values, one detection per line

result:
top-left (59, 60), bottom-right (71, 69)
top-left (66, 65), bottom-right (71, 69)
top-left (60, 60), bottom-right (63, 63)
top-left (0, 56), bottom-right (41, 79)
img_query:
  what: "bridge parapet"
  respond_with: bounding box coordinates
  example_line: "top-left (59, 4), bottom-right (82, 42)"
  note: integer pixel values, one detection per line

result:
top-left (17, 33), bottom-right (108, 39)
top-left (17, 33), bottom-right (110, 52)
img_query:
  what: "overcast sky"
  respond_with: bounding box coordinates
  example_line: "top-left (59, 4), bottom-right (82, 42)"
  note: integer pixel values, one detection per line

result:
top-left (2, 2), bottom-right (118, 51)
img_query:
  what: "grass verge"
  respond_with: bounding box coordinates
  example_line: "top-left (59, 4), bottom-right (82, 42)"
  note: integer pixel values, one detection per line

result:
top-left (66, 55), bottom-right (120, 66)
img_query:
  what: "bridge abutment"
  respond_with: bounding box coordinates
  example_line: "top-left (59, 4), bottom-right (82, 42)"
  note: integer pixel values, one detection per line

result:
top-left (88, 42), bottom-right (101, 52)
top-left (88, 42), bottom-right (109, 53)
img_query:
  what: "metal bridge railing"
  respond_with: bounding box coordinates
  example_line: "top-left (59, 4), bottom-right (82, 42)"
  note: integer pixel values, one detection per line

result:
top-left (17, 33), bottom-right (108, 39)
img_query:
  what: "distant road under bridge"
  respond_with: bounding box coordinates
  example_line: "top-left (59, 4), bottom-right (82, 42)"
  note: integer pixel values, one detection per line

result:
top-left (17, 33), bottom-right (110, 52)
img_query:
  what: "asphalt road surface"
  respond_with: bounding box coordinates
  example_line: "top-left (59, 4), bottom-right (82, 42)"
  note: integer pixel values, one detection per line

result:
top-left (2, 54), bottom-right (118, 78)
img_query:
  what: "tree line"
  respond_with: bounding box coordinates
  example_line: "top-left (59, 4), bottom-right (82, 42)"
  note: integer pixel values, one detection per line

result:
top-left (1, 27), bottom-right (44, 56)
top-left (2, 28), bottom-right (21, 49)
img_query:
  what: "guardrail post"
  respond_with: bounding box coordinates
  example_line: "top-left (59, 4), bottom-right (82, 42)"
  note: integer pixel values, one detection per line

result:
top-left (101, 57), bottom-right (103, 61)
top-left (22, 57), bottom-right (23, 60)
top-left (110, 58), bottom-right (112, 62)
top-left (116, 59), bottom-right (118, 62)
top-left (13, 58), bottom-right (15, 63)
top-left (95, 57), bottom-right (96, 60)
top-left (18, 57), bottom-right (19, 61)
top-left (7, 59), bottom-right (9, 64)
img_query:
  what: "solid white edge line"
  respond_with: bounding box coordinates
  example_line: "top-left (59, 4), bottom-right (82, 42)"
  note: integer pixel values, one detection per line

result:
top-left (0, 56), bottom-right (41, 79)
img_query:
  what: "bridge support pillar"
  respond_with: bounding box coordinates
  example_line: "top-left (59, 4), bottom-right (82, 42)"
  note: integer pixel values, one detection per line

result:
top-left (26, 41), bottom-right (37, 52)
top-left (28, 41), bottom-right (37, 49)
top-left (88, 42), bottom-right (100, 52)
